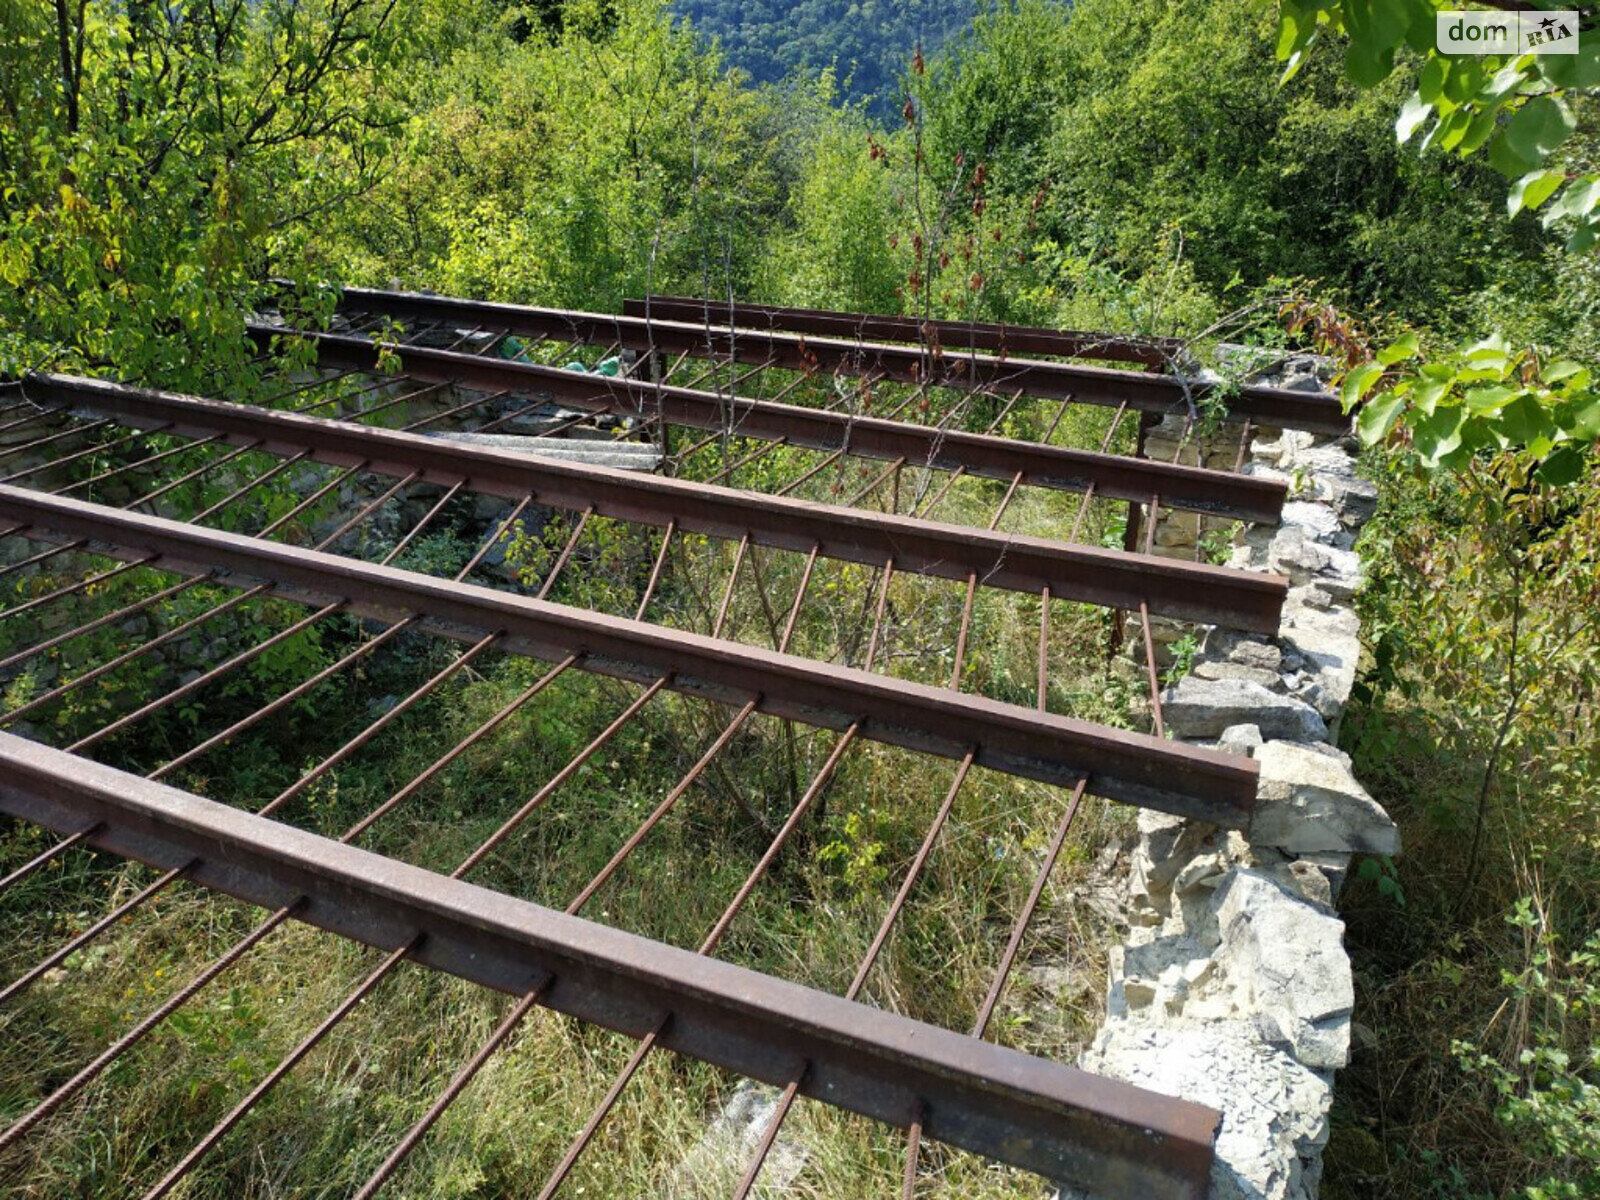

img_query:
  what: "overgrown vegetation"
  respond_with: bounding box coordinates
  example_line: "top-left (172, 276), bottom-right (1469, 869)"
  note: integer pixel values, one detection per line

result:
top-left (3, 0), bottom-right (1599, 1196)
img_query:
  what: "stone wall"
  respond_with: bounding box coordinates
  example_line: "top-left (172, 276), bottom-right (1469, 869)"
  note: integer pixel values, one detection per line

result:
top-left (1071, 387), bottom-right (1397, 1199)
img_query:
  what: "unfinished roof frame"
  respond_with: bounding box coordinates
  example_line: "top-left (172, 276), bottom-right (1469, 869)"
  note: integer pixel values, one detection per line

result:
top-left (0, 290), bottom-right (1323, 1199)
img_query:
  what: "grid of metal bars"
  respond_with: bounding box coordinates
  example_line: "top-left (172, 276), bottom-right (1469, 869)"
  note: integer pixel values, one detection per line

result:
top-left (0, 291), bottom-right (1341, 1198)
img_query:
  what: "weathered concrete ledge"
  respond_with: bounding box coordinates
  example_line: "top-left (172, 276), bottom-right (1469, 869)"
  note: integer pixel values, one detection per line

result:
top-left (1071, 362), bottom-right (1394, 1200)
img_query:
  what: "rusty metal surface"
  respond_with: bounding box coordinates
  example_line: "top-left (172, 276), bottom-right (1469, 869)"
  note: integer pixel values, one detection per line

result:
top-left (23, 374), bottom-right (1286, 631)
top-left (240, 327), bottom-right (1289, 523)
top-left (623, 295), bottom-right (1182, 367)
top-left (0, 484), bottom-right (1257, 823)
top-left (0, 732), bottom-right (1220, 1197)
top-left (316, 285), bottom-right (1350, 434)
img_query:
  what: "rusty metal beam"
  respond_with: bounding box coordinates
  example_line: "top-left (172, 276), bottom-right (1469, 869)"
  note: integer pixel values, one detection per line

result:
top-left (0, 733), bottom-right (1220, 1197)
top-left (25, 373), bottom-right (1285, 631)
top-left (624, 296), bottom-right (1181, 368)
top-left (0, 485), bottom-right (1256, 822)
top-left (239, 329), bottom-right (1288, 523)
top-left (312, 285), bottom-right (1349, 434)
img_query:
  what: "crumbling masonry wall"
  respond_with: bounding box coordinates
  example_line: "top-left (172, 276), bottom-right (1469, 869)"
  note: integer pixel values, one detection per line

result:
top-left (1073, 366), bottom-right (1398, 1200)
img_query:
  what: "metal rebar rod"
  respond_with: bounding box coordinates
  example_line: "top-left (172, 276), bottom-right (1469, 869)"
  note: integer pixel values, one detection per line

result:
top-left (290, 375), bottom-right (402, 417)
top-left (458, 495), bottom-right (533, 580)
top-left (0, 411), bottom-right (92, 453)
top-left (398, 387), bottom-right (510, 432)
top-left (0, 866), bottom-right (183, 1005)
top-left (381, 480), bottom-right (464, 566)
top-left (1037, 586), bottom-right (1051, 711)
top-left (349, 986), bottom-right (546, 1200)
top-left (863, 558), bottom-right (894, 672)
top-left (57, 432), bottom-right (229, 497)
top-left (533, 506), bottom-right (593, 601)
top-left (0, 902), bottom-right (299, 1153)
top-left (62, 603), bottom-right (339, 753)
top-left (139, 938), bottom-right (416, 1200)
top-left (0, 417), bottom-right (116, 464)
top-left (633, 519), bottom-right (676, 622)
top-left (3, 460), bottom-right (455, 726)
top-left (914, 465), bottom-right (964, 520)
top-left (951, 575), bottom-right (978, 690)
top-left (529, 725), bottom-right (861, 1200)
top-left (148, 618), bottom-right (417, 781)
top-left (772, 447), bottom-right (844, 497)
top-left (348, 678), bottom-right (734, 1199)
top-left (0, 824), bottom-right (98, 898)
top-left (340, 655), bottom-right (580, 844)
top-left (247, 461), bottom-right (368, 541)
top-left (1140, 490), bottom-right (1166, 738)
top-left (0, 407), bottom-right (68, 440)
top-left (0, 553), bottom-right (158, 623)
top-left (1067, 403), bottom-right (1129, 545)
top-left (450, 677), bottom-right (670, 879)
top-left (902, 1104), bottom-right (926, 1200)
top-left (0, 584), bottom-right (275, 728)
top-left (0, 536), bottom-right (83, 582)
top-left (711, 534), bottom-right (749, 639)
top-left (309, 469), bottom-right (421, 553)
top-left (969, 776), bottom-right (1088, 1039)
top-left (334, 380), bottom-right (453, 426)
top-left (0, 423), bottom-right (172, 485)
top-left (842, 455), bottom-right (906, 509)
top-left (189, 449), bottom-right (313, 523)
top-left (471, 397), bottom-right (591, 438)
top-left (778, 545), bottom-right (819, 652)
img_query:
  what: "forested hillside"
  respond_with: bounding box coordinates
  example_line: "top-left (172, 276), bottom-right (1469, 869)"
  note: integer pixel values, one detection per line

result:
top-left (2, 1), bottom-right (1597, 1197)
top-left (673, 0), bottom-right (977, 111)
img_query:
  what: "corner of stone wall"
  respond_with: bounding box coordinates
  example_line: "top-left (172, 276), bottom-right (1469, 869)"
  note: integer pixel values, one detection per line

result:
top-left (1069, 396), bottom-right (1395, 1200)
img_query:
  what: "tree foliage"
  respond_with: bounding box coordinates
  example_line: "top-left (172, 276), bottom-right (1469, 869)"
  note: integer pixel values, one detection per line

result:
top-left (1278, 2), bottom-right (1600, 250)
top-left (0, 0), bottom-right (409, 388)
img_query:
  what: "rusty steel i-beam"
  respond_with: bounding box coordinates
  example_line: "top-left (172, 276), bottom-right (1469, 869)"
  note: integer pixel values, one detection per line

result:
top-left (240, 327), bottom-right (1290, 523)
top-left (0, 733), bottom-right (1222, 1197)
top-left (0, 484), bottom-right (1258, 823)
top-left (314, 285), bottom-right (1351, 434)
top-left (24, 373), bottom-right (1287, 631)
top-left (623, 295), bottom-right (1183, 368)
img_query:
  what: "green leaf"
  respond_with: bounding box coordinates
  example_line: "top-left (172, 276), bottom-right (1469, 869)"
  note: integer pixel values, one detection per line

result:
top-left (1542, 176), bottom-right (1600, 225)
top-left (1538, 42), bottom-right (1600, 90)
top-left (1544, 361), bottom-right (1590, 385)
top-left (1417, 55), bottom-right (1448, 104)
top-left (1412, 404), bottom-right (1466, 468)
top-left (1534, 444), bottom-right (1587, 486)
top-left (1566, 219), bottom-right (1600, 254)
top-left (1499, 95), bottom-right (1577, 171)
top-left (1456, 107), bottom-right (1500, 156)
top-left (1396, 92), bottom-right (1432, 144)
top-left (1341, 361), bottom-right (1384, 410)
top-left (1357, 390), bottom-right (1406, 446)
top-left (1413, 378), bottom-right (1450, 416)
top-left (1499, 393), bottom-right (1558, 449)
top-left (1556, 395), bottom-right (1600, 440)
top-left (1464, 385), bottom-right (1517, 413)
top-left (1508, 169), bottom-right (1567, 216)
top-left (1276, 6), bottom-right (1307, 60)
top-left (1377, 333), bottom-right (1420, 365)
top-left (1346, 39), bottom-right (1396, 90)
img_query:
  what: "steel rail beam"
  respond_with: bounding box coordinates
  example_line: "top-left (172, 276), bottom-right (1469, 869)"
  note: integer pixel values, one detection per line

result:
top-left (240, 329), bottom-right (1288, 523)
top-left (0, 733), bottom-right (1220, 1198)
top-left (0, 486), bottom-right (1256, 822)
top-left (24, 373), bottom-right (1288, 631)
top-left (312, 285), bottom-right (1350, 434)
top-left (624, 295), bottom-right (1182, 368)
